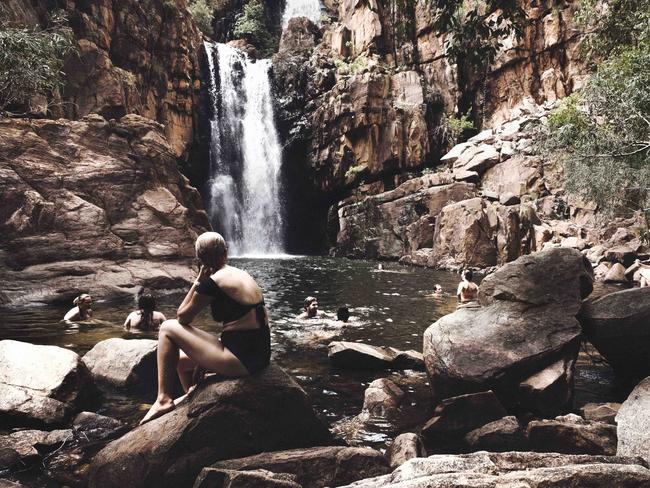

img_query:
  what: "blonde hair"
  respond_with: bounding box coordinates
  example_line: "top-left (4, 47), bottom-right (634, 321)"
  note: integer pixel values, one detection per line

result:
top-left (73, 294), bottom-right (91, 306)
top-left (195, 232), bottom-right (228, 268)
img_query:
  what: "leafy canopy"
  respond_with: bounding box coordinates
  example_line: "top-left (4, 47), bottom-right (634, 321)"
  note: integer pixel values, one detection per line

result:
top-left (538, 1), bottom-right (650, 216)
top-left (188, 0), bottom-right (214, 36)
top-left (0, 13), bottom-right (76, 113)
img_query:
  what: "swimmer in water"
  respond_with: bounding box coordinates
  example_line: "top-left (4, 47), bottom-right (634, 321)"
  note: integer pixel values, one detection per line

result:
top-left (457, 269), bottom-right (479, 303)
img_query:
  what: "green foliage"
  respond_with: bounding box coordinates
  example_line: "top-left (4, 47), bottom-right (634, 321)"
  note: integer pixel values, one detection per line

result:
top-left (576, 0), bottom-right (650, 63)
top-left (0, 13), bottom-right (76, 113)
top-left (430, 0), bottom-right (527, 72)
top-left (538, 42), bottom-right (650, 214)
top-left (233, 0), bottom-right (276, 56)
top-left (437, 112), bottom-right (474, 147)
top-left (188, 0), bottom-right (214, 36)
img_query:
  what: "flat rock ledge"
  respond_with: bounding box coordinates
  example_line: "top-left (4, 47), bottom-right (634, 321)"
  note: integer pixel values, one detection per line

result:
top-left (339, 452), bottom-right (650, 487)
top-left (87, 365), bottom-right (333, 488)
top-left (328, 342), bottom-right (425, 370)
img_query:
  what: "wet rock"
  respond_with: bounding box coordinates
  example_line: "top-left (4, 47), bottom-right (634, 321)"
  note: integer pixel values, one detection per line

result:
top-left (464, 416), bottom-right (526, 452)
top-left (0, 116), bottom-right (209, 305)
top-left (210, 446), bottom-right (389, 488)
top-left (527, 414), bottom-right (617, 455)
top-left (0, 429), bottom-right (72, 465)
top-left (604, 262), bottom-right (628, 283)
top-left (328, 342), bottom-right (424, 370)
top-left (72, 412), bottom-right (127, 442)
top-left (0, 341), bottom-right (94, 428)
top-left (421, 391), bottom-right (507, 451)
top-left (580, 288), bottom-right (650, 377)
top-left (518, 356), bottom-right (576, 417)
top-left (338, 452), bottom-right (650, 487)
top-left (194, 468), bottom-right (301, 488)
top-left (82, 338), bottom-right (157, 389)
top-left (387, 433), bottom-right (426, 469)
top-left (617, 376), bottom-right (650, 464)
top-left (423, 248), bottom-right (591, 409)
top-left (362, 379), bottom-right (405, 417)
top-left (581, 402), bottom-right (621, 425)
top-left (87, 366), bottom-right (333, 488)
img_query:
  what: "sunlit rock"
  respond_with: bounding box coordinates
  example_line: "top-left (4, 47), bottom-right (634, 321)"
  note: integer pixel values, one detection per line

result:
top-left (87, 365), bottom-right (333, 488)
top-left (209, 446), bottom-right (389, 488)
top-left (0, 340), bottom-right (94, 428)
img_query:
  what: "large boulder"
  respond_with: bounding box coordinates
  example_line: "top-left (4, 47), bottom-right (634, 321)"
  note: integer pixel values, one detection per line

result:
top-left (527, 414), bottom-right (617, 455)
top-left (464, 416), bottom-right (527, 452)
top-left (579, 287), bottom-right (650, 377)
top-left (387, 433), bottom-right (427, 469)
top-left (0, 115), bottom-right (209, 305)
top-left (617, 376), bottom-right (650, 464)
top-left (193, 468), bottom-right (301, 488)
top-left (0, 341), bottom-right (94, 428)
top-left (82, 338), bottom-right (157, 389)
top-left (338, 452), bottom-right (650, 487)
top-left (210, 446), bottom-right (389, 488)
top-left (421, 391), bottom-right (507, 451)
top-left (87, 365), bottom-right (333, 488)
top-left (423, 248), bottom-right (592, 411)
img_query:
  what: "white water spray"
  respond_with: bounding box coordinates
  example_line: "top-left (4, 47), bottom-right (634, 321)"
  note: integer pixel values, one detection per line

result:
top-left (282, 0), bottom-right (322, 28)
top-left (204, 42), bottom-right (284, 256)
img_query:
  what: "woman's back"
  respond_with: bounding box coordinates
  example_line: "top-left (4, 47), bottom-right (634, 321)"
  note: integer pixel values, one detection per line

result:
top-left (212, 265), bottom-right (263, 305)
top-left (125, 310), bottom-right (166, 330)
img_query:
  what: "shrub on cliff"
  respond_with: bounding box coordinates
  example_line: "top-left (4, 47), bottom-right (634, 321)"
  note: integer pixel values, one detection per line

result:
top-left (233, 0), bottom-right (277, 56)
top-left (0, 14), bottom-right (76, 113)
top-left (188, 0), bottom-right (214, 36)
top-left (537, 0), bottom-right (650, 218)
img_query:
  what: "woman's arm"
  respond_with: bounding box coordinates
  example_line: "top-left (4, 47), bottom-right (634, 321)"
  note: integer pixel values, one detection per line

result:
top-left (64, 307), bottom-right (80, 321)
top-left (177, 291), bottom-right (213, 326)
top-left (123, 312), bottom-right (133, 331)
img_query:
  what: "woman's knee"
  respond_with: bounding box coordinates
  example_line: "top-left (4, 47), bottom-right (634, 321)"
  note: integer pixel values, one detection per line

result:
top-left (159, 319), bottom-right (181, 335)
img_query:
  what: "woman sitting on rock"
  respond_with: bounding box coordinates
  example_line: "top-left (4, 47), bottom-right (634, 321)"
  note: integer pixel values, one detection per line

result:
top-left (64, 294), bottom-right (93, 321)
top-left (140, 231), bottom-right (271, 424)
top-left (123, 289), bottom-right (166, 331)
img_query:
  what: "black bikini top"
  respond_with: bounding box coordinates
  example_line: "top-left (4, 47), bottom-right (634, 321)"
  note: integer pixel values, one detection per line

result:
top-left (196, 278), bottom-right (264, 324)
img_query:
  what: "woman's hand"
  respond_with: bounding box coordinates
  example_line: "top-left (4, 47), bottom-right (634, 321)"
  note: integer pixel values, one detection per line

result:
top-left (195, 265), bottom-right (213, 285)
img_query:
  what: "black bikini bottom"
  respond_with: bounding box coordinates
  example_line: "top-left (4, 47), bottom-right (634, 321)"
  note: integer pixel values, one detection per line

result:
top-left (221, 323), bottom-right (271, 374)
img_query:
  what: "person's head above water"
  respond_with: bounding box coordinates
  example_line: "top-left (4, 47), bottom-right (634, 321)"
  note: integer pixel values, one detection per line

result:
top-left (73, 293), bottom-right (93, 310)
top-left (137, 288), bottom-right (156, 313)
top-left (434, 284), bottom-right (443, 293)
top-left (337, 306), bottom-right (350, 322)
top-left (195, 231), bottom-right (228, 270)
top-left (462, 269), bottom-right (474, 282)
top-left (303, 296), bottom-right (319, 318)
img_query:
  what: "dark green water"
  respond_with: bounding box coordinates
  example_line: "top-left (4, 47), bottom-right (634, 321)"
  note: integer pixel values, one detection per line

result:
top-left (0, 257), bottom-right (621, 449)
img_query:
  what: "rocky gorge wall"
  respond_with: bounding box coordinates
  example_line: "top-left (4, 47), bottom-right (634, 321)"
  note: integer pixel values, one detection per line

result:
top-left (0, 0), bottom-right (211, 305)
top-left (271, 0), bottom-right (590, 257)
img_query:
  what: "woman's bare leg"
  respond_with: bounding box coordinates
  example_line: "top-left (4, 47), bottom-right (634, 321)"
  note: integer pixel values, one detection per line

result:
top-left (177, 351), bottom-right (196, 393)
top-left (140, 319), bottom-right (248, 424)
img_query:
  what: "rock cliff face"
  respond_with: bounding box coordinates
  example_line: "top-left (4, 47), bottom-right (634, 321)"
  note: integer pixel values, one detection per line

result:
top-left (0, 115), bottom-right (209, 305)
top-left (273, 0), bottom-right (588, 259)
top-left (4, 0), bottom-right (205, 160)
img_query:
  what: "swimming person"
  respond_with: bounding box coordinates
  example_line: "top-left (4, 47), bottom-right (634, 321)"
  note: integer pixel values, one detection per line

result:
top-left (457, 269), bottom-right (479, 303)
top-left (140, 232), bottom-right (271, 424)
top-left (64, 294), bottom-right (93, 321)
top-left (123, 289), bottom-right (166, 331)
top-left (297, 296), bottom-right (321, 319)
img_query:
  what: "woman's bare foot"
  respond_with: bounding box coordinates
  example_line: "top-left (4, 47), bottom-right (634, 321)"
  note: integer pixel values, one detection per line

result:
top-left (140, 396), bottom-right (175, 425)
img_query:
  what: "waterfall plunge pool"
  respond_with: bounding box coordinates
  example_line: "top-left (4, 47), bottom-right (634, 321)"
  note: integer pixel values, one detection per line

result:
top-left (0, 257), bottom-right (620, 449)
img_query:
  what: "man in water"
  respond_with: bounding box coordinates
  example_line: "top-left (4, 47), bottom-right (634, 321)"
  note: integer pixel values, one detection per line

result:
top-left (457, 269), bottom-right (479, 303)
top-left (297, 296), bottom-right (321, 319)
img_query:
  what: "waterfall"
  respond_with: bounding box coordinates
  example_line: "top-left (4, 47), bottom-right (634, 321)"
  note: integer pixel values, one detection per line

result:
top-left (204, 41), bottom-right (285, 256)
top-left (282, 0), bottom-right (322, 27)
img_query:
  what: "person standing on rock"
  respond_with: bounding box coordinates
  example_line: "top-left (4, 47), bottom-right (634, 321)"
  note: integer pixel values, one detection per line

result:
top-left (140, 231), bottom-right (271, 424)
top-left (64, 294), bottom-right (93, 321)
top-left (457, 269), bottom-right (479, 303)
top-left (123, 289), bottom-right (166, 331)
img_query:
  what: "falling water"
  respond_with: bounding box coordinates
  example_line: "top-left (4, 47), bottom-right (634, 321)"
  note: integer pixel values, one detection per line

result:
top-left (205, 42), bottom-right (284, 256)
top-left (282, 0), bottom-right (322, 27)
